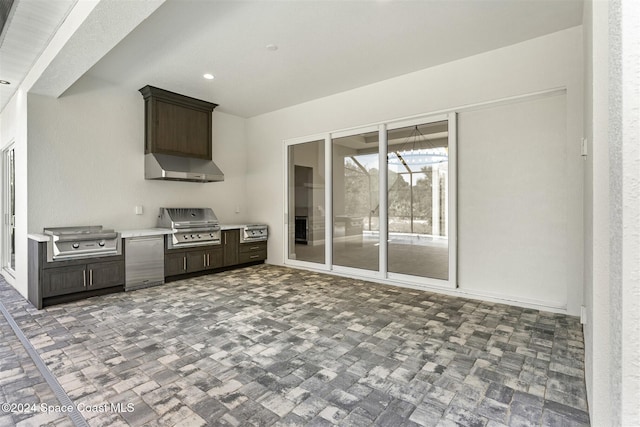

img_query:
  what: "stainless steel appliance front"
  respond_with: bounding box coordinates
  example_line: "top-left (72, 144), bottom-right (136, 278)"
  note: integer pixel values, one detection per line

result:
top-left (241, 224), bottom-right (268, 243)
top-left (44, 226), bottom-right (121, 262)
top-left (158, 207), bottom-right (221, 249)
top-left (125, 236), bottom-right (164, 291)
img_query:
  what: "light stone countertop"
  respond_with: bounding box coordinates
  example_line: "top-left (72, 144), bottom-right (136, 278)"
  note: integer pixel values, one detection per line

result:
top-left (220, 224), bottom-right (245, 230)
top-left (29, 229), bottom-right (173, 241)
top-left (220, 223), bottom-right (268, 230)
top-left (31, 227), bottom-right (263, 240)
top-left (119, 228), bottom-right (173, 238)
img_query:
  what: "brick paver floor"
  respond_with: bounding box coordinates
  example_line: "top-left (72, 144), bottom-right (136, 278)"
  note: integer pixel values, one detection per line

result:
top-left (0, 264), bottom-right (589, 426)
top-left (0, 305), bottom-right (72, 426)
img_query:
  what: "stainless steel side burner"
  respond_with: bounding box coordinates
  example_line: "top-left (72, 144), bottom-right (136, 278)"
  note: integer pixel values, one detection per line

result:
top-left (240, 224), bottom-right (268, 243)
top-left (44, 226), bottom-right (121, 262)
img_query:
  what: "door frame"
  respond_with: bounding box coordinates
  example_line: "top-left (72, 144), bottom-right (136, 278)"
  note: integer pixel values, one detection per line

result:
top-left (2, 142), bottom-right (16, 278)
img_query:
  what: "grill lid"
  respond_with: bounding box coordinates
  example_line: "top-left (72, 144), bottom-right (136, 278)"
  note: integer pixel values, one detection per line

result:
top-left (44, 226), bottom-right (118, 241)
top-left (158, 207), bottom-right (219, 229)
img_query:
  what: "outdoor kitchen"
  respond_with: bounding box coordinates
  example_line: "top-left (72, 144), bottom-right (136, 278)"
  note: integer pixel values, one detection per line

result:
top-left (25, 86), bottom-right (269, 309)
top-left (27, 209), bottom-right (268, 309)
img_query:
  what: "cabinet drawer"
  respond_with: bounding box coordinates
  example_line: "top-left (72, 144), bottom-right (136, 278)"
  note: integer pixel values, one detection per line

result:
top-left (239, 250), bottom-right (267, 264)
top-left (239, 242), bottom-right (267, 254)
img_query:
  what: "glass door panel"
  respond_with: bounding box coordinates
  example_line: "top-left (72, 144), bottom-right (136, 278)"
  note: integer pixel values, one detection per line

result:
top-left (387, 121), bottom-right (449, 279)
top-left (9, 148), bottom-right (14, 271)
top-left (332, 131), bottom-right (379, 271)
top-left (3, 146), bottom-right (15, 274)
top-left (287, 140), bottom-right (325, 264)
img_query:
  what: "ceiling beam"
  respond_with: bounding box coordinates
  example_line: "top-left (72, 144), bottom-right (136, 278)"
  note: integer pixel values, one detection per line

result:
top-left (27, 0), bottom-right (165, 98)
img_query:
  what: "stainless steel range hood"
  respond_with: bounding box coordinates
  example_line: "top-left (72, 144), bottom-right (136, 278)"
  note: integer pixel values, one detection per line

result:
top-left (145, 153), bottom-right (224, 183)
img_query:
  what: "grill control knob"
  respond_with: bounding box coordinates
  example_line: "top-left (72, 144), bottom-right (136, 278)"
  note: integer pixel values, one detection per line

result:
top-left (72, 243), bottom-right (80, 249)
top-left (98, 240), bottom-right (105, 247)
top-left (190, 235), bottom-right (195, 238)
top-left (197, 234), bottom-right (201, 238)
top-left (183, 235), bottom-right (188, 239)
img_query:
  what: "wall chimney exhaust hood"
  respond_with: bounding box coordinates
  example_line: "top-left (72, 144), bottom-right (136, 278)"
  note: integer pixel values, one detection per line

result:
top-left (145, 153), bottom-right (224, 182)
top-left (139, 85), bottom-right (223, 183)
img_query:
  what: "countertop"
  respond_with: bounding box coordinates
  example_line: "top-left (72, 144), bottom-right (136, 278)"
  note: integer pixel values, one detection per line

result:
top-left (220, 224), bottom-right (244, 230)
top-left (220, 223), bottom-right (267, 230)
top-left (30, 229), bottom-right (173, 241)
top-left (119, 228), bottom-right (173, 238)
top-left (29, 226), bottom-right (262, 241)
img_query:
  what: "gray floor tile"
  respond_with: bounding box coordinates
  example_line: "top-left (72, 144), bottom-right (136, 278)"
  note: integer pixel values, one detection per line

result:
top-left (0, 265), bottom-right (590, 426)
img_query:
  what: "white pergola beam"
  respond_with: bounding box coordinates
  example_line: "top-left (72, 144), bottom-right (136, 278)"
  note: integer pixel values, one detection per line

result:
top-left (27, 0), bottom-right (165, 97)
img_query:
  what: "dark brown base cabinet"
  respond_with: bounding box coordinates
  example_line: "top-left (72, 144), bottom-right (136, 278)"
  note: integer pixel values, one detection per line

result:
top-left (165, 246), bottom-right (223, 276)
top-left (165, 229), bottom-right (267, 280)
top-left (41, 261), bottom-right (123, 298)
top-left (223, 229), bottom-right (240, 266)
top-left (28, 239), bottom-right (125, 309)
top-left (28, 229), bottom-right (267, 308)
top-left (239, 241), bottom-right (267, 264)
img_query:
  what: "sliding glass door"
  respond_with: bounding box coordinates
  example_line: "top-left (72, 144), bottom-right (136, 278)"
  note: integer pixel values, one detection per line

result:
top-left (287, 139), bottom-right (326, 265)
top-left (332, 130), bottom-right (379, 272)
top-left (387, 121), bottom-right (449, 280)
top-left (285, 113), bottom-right (456, 288)
top-left (3, 144), bottom-right (15, 275)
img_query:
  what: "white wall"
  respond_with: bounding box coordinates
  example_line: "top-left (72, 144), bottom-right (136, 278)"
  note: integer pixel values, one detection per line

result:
top-left (246, 26), bottom-right (584, 314)
top-left (582, 0), bottom-right (611, 424)
top-left (607, 0), bottom-right (640, 423)
top-left (457, 94), bottom-right (570, 309)
top-left (584, 0), bottom-right (640, 423)
top-left (27, 75), bottom-right (249, 232)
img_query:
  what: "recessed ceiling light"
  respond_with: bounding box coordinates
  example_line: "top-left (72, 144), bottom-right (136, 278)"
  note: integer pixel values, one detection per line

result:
top-left (0, 80), bottom-right (10, 85)
top-left (203, 74), bottom-right (214, 80)
top-left (266, 44), bottom-right (278, 51)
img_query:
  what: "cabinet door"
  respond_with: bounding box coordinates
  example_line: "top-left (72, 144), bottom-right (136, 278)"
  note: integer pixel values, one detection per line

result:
top-left (165, 251), bottom-right (187, 276)
top-left (204, 247), bottom-right (223, 269)
top-left (42, 265), bottom-right (86, 297)
top-left (186, 249), bottom-right (207, 273)
top-left (223, 230), bottom-right (239, 267)
top-left (87, 261), bottom-right (124, 290)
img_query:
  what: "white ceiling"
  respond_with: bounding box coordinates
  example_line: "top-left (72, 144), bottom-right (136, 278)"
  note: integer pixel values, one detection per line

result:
top-left (3, 0), bottom-right (584, 118)
top-left (0, 0), bottom-right (76, 111)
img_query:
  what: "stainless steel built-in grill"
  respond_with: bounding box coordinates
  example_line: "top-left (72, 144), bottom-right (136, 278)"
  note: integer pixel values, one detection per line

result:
top-left (158, 207), bottom-right (221, 249)
top-left (241, 224), bottom-right (268, 243)
top-left (44, 226), bottom-right (121, 262)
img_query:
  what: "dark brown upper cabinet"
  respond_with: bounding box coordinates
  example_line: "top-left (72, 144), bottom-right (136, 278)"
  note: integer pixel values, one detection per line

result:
top-left (139, 85), bottom-right (218, 160)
